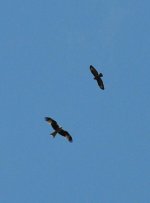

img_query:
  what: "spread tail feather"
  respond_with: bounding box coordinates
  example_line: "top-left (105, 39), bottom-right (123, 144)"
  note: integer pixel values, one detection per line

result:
top-left (51, 131), bottom-right (57, 137)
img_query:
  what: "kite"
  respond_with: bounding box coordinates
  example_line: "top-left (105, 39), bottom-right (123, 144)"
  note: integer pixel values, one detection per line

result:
top-left (90, 65), bottom-right (105, 90)
top-left (45, 117), bottom-right (73, 142)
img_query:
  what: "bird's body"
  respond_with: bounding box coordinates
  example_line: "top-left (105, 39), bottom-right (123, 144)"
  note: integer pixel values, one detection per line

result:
top-left (90, 65), bottom-right (104, 90)
top-left (45, 117), bottom-right (73, 142)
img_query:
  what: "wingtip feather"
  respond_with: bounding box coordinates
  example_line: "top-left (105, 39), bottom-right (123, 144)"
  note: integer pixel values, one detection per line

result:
top-left (45, 117), bottom-right (50, 121)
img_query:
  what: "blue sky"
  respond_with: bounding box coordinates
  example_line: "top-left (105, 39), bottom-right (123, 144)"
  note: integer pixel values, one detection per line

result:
top-left (0, 0), bottom-right (150, 202)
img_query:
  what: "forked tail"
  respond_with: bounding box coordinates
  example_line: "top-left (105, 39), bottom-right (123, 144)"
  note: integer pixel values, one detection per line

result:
top-left (99, 73), bottom-right (103, 77)
top-left (51, 131), bottom-right (57, 137)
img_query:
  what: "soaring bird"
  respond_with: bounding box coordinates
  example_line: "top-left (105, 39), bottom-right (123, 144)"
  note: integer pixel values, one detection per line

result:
top-left (45, 117), bottom-right (73, 142)
top-left (90, 65), bottom-right (104, 90)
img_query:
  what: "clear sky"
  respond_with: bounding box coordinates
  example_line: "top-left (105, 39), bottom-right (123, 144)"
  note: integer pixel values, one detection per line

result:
top-left (0, 0), bottom-right (150, 202)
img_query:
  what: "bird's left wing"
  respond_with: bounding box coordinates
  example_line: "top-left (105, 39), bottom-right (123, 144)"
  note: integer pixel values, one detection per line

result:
top-left (59, 129), bottom-right (73, 142)
top-left (97, 78), bottom-right (104, 90)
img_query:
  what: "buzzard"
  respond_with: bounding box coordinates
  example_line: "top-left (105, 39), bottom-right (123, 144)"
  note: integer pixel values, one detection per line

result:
top-left (90, 65), bottom-right (104, 90)
top-left (45, 117), bottom-right (73, 142)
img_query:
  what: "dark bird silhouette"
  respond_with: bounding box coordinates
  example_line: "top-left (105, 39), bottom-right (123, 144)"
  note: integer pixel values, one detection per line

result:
top-left (90, 65), bottom-right (104, 90)
top-left (45, 117), bottom-right (73, 142)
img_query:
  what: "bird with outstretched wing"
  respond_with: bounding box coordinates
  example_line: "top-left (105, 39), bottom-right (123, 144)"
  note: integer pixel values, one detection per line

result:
top-left (45, 117), bottom-right (73, 142)
top-left (90, 65), bottom-right (104, 90)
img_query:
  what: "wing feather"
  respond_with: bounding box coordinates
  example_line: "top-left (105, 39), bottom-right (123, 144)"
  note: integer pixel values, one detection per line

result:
top-left (45, 117), bottom-right (59, 130)
top-left (59, 129), bottom-right (73, 142)
top-left (90, 65), bottom-right (99, 77)
top-left (97, 78), bottom-right (104, 90)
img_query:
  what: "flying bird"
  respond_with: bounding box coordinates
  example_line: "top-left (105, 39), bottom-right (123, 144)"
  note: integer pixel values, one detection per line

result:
top-left (45, 117), bottom-right (73, 142)
top-left (90, 65), bottom-right (105, 90)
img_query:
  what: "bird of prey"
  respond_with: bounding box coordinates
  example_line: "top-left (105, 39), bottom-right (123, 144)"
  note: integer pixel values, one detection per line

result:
top-left (90, 65), bottom-right (105, 90)
top-left (45, 117), bottom-right (73, 142)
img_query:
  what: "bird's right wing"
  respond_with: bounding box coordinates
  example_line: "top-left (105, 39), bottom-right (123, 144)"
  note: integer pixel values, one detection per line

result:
top-left (90, 65), bottom-right (99, 76)
top-left (45, 117), bottom-right (59, 130)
